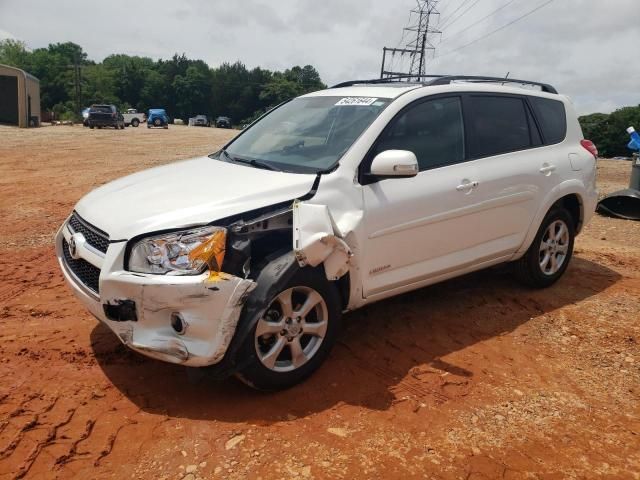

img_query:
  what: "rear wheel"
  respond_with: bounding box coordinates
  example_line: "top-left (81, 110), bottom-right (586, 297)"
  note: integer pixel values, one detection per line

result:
top-left (131, 119), bottom-right (139, 127)
top-left (514, 207), bottom-right (575, 288)
top-left (236, 268), bottom-right (341, 391)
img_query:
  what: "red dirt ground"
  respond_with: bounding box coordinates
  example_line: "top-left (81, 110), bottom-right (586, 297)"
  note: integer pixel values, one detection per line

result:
top-left (0, 125), bottom-right (638, 479)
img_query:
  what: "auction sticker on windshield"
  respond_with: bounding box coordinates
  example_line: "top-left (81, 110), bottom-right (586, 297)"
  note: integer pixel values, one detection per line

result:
top-left (335, 97), bottom-right (378, 106)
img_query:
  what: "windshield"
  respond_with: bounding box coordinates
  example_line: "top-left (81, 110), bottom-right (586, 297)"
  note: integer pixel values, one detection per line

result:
top-left (220, 96), bottom-right (391, 173)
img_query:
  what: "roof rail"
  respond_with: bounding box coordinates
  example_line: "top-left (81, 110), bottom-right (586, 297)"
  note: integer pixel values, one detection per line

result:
top-left (331, 75), bottom-right (558, 94)
top-left (331, 75), bottom-right (441, 88)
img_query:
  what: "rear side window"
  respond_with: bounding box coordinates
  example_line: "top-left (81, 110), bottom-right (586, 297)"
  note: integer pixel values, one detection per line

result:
top-left (467, 96), bottom-right (531, 158)
top-left (374, 96), bottom-right (465, 171)
top-left (530, 97), bottom-right (567, 144)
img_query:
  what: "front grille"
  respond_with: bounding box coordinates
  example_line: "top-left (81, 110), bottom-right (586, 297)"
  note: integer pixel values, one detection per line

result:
top-left (62, 238), bottom-right (101, 294)
top-left (68, 213), bottom-right (110, 253)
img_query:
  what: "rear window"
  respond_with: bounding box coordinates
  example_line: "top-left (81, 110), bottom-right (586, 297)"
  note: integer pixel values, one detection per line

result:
top-left (90, 105), bottom-right (113, 113)
top-left (530, 97), bottom-right (567, 144)
top-left (468, 96), bottom-right (531, 158)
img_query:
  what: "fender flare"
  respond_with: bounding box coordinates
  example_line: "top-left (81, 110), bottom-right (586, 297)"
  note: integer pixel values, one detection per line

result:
top-left (515, 180), bottom-right (585, 257)
top-left (218, 250), bottom-right (301, 374)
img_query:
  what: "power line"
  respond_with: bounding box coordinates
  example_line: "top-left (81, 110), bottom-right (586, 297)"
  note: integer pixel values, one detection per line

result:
top-left (439, 0), bottom-right (483, 31)
top-left (438, 0), bottom-right (464, 19)
top-left (436, 0), bottom-right (555, 58)
top-left (439, 0), bottom-right (474, 27)
top-left (440, 0), bottom-right (521, 45)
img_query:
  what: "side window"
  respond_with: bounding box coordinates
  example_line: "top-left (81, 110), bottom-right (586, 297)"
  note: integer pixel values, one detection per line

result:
top-left (374, 97), bottom-right (465, 171)
top-left (468, 96), bottom-right (531, 158)
top-left (530, 97), bottom-right (567, 145)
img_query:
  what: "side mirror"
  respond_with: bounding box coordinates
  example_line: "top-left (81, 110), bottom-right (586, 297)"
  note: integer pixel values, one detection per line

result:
top-left (370, 150), bottom-right (419, 178)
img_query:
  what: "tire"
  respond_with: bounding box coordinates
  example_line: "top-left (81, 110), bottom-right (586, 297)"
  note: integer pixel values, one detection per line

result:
top-left (514, 207), bottom-right (575, 288)
top-left (154, 118), bottom-right (161, 127)
top-left (132, 119), bottom-right (139, 127)
top-left (89, 125), bottom-right (94, 129)
top-left (147, 124), bottom-right (151, 129)
top-left (236, 267), bottom-right (342, 391)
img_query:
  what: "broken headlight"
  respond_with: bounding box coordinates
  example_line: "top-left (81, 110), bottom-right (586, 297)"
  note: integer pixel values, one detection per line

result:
top-left (128, 226), bottom-right (226, 275)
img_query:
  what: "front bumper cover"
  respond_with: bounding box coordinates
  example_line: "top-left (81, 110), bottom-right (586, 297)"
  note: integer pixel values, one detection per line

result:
top-left (55, 223), bottom-right (256, 367)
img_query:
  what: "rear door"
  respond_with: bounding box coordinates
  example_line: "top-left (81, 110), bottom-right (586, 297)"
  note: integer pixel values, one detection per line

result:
top-left (463, 94), bottom-right (552, 256)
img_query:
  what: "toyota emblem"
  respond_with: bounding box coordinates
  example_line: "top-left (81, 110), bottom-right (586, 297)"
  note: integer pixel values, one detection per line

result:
top-left (68, 233), bottom-right (84, 259)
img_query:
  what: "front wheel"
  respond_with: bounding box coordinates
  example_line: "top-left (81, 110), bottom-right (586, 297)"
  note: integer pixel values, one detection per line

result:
top-left (236, 268), bottom-right (342, 390)
top-left (514, 207), bottom-right (575, 288)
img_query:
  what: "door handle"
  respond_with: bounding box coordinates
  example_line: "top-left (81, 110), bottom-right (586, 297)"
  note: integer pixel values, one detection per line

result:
top-left (539, 164), bottom-right (557, 175)
top-left (456, 180), bottom-right (479, 192)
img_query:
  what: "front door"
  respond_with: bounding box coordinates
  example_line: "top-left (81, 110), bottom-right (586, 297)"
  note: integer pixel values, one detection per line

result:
top-left (362, 96), bottom-right (487, 297)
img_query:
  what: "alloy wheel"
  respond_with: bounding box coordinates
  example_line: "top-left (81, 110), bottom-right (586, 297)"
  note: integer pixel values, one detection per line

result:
top-left (539, 219), bottom-right (570, 275)
top-left (254, 286), bottom-right (328, 372)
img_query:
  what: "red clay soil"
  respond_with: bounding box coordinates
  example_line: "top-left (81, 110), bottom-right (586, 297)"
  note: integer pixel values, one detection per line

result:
top-left (0, 125), bottom-right (638, 480)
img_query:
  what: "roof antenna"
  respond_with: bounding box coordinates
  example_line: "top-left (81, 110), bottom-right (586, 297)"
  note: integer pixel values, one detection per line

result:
top-left (501, 71), bottom-right (510, 86)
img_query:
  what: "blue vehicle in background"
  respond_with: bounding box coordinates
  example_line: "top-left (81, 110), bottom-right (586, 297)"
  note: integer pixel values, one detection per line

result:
top-left (147, 108), bottom-right (169, 129)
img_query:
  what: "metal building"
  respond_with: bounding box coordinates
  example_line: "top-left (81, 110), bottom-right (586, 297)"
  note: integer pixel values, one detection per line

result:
top-left (0, 63), bottom-right (40, 127)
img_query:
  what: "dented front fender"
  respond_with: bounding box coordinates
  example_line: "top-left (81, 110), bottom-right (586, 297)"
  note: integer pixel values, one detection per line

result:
top-left (293, 201), bottom-right (353, 281)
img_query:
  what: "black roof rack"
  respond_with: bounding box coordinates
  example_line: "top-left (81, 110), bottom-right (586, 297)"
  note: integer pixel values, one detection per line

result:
top-left (331, 75), bottom-right (558, 94)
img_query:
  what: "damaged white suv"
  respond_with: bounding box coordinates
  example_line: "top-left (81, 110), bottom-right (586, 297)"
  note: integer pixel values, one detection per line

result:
top-left (56, 75), bottom-right (598, 390)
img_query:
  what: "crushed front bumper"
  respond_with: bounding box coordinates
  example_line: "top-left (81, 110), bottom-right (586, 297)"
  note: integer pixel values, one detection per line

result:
top-left (55, 222), bottom-right (255, 367)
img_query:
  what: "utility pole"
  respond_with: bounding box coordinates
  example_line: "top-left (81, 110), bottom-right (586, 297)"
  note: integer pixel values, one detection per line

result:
top-left (380, 0), bottom-right (441, 81)
top-left (74, 53), bottom-right (81, 116)
top-left (68, 52), bottom-right (83, 120)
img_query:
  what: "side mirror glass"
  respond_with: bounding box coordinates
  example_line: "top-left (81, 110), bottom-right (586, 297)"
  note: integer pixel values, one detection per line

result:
top-left (370, 150), bottom-right (419, 178)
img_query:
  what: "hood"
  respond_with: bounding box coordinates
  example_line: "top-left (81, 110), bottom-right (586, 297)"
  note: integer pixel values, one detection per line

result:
top-left (75, 156), bottom-right (316, 239)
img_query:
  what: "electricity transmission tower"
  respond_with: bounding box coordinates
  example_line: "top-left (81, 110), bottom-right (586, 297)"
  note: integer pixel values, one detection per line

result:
top-left (380, 0), bottom-right (441, 81)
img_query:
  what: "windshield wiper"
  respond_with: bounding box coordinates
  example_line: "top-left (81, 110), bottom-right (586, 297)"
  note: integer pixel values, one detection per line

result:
top-left (221, 149), bottom-right (279, 171)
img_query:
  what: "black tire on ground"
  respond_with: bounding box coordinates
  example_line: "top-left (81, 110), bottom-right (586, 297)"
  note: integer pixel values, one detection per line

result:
top-left (236, 267), bottom-right (342, 391)
top-left (132, 119), bottom-right (139, 127)
top-left (89, 125), bottom-right (94, 129)
top-left (513, 207), bottom-right (575, 288)
top-left (147, 124), bottom-right (151, 129)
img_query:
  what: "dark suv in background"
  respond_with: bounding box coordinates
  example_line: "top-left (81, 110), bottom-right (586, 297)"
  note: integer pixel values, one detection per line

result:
top-left (88, 105), bottom-right (125, 129)
top-left (215, 116), bottom-right (232, 128)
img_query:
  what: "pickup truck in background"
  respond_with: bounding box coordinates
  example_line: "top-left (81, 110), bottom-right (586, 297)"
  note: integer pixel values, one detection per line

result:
top-left (122, 109), bottom-right (145, 127)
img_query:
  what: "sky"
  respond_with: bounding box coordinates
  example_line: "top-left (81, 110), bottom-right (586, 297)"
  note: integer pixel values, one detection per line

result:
top-left (0, 0), bottom-right (638, 115)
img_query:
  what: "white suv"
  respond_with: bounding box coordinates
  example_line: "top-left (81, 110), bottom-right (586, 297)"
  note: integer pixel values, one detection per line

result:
top-left (56, 75), bottom-right (599, 390)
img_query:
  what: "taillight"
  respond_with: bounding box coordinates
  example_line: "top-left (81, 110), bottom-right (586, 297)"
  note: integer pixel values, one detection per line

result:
top-left (581, 139), bottom-right (598, 158)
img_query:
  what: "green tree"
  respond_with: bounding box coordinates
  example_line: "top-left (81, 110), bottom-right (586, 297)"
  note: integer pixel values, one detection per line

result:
top-left (580, 106), bottom-right (640, 157)
top-left (0, 40), bottom-right (328, 125)
top-left (172, 63), bottom-right (212, 119)
top-left (0, 39), bottom-right (30, 67)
